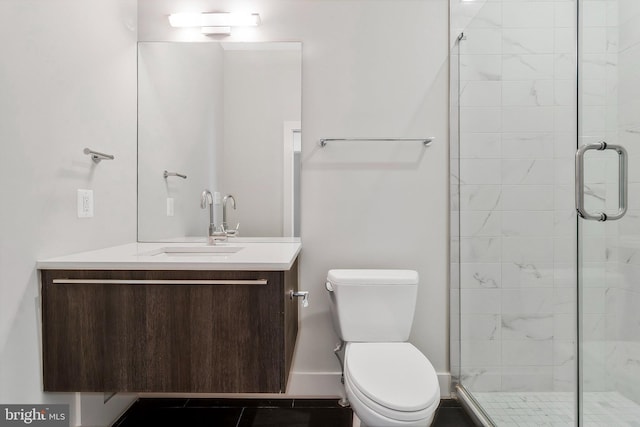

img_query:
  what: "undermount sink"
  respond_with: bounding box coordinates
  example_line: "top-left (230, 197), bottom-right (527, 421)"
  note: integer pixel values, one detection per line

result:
top-left (143, 246), bottom-right (243, 257)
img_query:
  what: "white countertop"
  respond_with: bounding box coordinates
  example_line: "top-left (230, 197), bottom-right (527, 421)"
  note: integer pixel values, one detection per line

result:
top-left (37, 239), bottom-right (302, 271)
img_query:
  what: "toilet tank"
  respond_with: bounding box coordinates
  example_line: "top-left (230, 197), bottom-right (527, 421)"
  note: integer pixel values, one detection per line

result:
top-left (326, 269), bottom-right (419, 342)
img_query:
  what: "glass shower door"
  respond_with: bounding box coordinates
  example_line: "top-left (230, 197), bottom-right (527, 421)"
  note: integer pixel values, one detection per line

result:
top-left (578, 0), bottom-right (640, 424)
top-left (450, 0), bottom-right (580, 424)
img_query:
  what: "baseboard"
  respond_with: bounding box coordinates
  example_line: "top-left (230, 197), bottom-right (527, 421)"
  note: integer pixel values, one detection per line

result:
top-left (438, 373), bottom-right (452, 397)
top-left (286, 372), bottom-right (344, 397)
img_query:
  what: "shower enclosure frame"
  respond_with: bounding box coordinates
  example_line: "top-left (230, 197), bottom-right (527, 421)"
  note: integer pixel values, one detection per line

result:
top-left (448, 27), bottom-right (497, 426)
top-left (448, 21), bottom-right (502, 424)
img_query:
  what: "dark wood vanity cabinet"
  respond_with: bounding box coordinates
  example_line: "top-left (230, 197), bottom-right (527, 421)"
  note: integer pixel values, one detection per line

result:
top-left (41, 260), bottom-right (298, 393)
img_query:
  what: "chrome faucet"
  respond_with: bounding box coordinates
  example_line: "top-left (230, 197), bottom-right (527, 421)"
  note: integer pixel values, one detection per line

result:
top-left (222, 194), bottom-right (238, 236)
top-left (201, 190), bottom-right (226, 244)
top-left (200, 190), bottom-right (214, 236)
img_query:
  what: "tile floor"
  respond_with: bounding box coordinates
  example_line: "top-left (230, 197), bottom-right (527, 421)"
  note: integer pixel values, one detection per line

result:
top-left (474, 391), bottom-right (640, 426)
top-left (112, 398), bottom-right (476, 427)
top-left (432, 399), bottom-right (478, 426)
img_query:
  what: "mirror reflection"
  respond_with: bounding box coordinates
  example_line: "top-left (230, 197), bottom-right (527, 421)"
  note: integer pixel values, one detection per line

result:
top-left (137, 41), bottom-right (302, 241)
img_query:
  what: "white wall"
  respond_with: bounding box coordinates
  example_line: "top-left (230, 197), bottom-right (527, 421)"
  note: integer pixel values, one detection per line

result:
top-left (0, 2), bottom-right (449, 425)
top-left (0, 0), bottom-right (138, 425)
top-left (139, 0), bottom-right (451, 396)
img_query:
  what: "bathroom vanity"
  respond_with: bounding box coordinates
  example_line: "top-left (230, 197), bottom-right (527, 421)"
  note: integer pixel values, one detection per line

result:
top-left (37, 240), bottom-right (301, 394)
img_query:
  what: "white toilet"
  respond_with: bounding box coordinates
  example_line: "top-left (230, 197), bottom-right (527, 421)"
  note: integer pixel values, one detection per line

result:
top-left (326, 269), bottom-right (440, 427)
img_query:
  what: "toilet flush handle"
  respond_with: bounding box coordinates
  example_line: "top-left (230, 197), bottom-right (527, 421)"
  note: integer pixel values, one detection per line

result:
top-left (325, 281), bottom-right (334, 292)
top-left (290, 290), bottom-right (310, 307)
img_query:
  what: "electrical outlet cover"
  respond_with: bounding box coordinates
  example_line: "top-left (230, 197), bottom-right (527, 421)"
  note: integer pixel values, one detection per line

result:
top-left (77, 189), bottom-right (94, 218)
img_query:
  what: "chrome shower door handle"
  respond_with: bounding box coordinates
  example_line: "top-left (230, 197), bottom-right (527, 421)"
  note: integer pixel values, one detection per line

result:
top-left (575, 141), bottom-right (628, 221)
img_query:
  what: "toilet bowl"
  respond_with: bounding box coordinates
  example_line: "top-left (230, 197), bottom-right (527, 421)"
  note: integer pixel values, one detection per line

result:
top-left (326, 269), bottom-right (440, 427)
top-left (344, 343), bottom-right (440, 427)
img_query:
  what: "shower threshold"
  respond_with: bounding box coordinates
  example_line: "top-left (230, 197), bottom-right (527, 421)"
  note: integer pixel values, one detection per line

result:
top-left (469, 390), bottom-right (640, 426)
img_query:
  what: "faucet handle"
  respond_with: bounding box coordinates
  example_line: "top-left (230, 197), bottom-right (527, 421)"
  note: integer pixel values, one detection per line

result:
top-left (207, 225), bottom-right (228, 245)
top-left (223, 222), bottom-right (240, 237)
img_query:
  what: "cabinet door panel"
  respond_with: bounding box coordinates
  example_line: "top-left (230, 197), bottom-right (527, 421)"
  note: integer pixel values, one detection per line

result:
top-left (42, 280), bottom-right (106, 391)
top-left (42, 269), bottom-right (294, 393)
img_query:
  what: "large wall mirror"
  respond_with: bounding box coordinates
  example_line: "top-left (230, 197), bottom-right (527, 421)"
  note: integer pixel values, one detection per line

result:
top-left (137, 42), bottom-right (302, 241)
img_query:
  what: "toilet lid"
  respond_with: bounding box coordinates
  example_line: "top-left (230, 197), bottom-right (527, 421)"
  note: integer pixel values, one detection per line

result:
top-left (345, 342), bottom-right (439, 413)
top-left (327, 269), bottom-right (418, 286)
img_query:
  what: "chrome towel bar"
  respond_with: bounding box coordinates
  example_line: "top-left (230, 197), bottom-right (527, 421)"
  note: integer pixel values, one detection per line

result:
top-left (318, 137), bottom-right (434, 147)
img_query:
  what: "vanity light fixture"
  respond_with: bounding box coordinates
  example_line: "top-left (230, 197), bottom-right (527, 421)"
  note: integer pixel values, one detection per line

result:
top-left (168, 12), bottom-right (261, 35)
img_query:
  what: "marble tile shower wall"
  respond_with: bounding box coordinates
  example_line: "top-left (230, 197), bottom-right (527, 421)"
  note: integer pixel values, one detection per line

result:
top-left (599, 0), bottom-right (640, 404)
top-left (454, 0), bottom-right (584, 393)
top-left (580, 0), bottom-right (621, 395)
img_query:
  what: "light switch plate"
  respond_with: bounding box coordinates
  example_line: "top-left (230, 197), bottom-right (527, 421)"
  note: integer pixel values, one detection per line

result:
top-left (77, 189), bottom-right (94, 218)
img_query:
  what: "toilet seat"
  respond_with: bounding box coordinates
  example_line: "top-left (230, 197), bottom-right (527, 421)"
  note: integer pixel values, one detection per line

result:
top-left (344, 342), bottom-right (440, 423)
